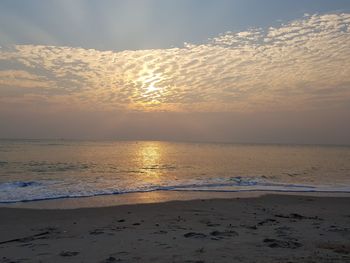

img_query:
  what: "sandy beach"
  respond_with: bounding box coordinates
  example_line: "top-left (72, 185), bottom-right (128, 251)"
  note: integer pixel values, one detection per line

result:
top-left (1, 194), bottom-right (350, 263)
top-left (1, 0), bottom-right (350, 262)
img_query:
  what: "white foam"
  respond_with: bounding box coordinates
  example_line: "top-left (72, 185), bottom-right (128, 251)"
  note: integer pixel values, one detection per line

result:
top-left (1, 177), bottom-right (349, 203)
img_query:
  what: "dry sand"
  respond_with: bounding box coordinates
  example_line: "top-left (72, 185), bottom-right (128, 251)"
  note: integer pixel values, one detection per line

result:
top-left (0, 194), bottom-right (350, 262)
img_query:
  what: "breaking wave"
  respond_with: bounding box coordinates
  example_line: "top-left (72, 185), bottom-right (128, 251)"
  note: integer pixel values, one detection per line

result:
top-left (0, 176), bottom-right (349, 203)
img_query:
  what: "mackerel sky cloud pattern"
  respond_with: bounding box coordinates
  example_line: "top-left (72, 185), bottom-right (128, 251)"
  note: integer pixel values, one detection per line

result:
top-left (0, 13), bottom-right (350, 112)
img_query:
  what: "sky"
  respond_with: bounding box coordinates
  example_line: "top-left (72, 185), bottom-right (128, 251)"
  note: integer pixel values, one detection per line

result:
top-left (1, 0), bottom-right (350, 144)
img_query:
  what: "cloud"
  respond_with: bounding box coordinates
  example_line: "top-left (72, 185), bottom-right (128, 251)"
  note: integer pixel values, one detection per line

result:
top-left (0, 13), bottom-right (350, 112)
top-left (0, 70), bottom-right (51, 88)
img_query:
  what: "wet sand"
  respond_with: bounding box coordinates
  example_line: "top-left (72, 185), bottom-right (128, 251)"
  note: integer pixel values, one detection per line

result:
top-left (1, 194), bottom-right (350, 262)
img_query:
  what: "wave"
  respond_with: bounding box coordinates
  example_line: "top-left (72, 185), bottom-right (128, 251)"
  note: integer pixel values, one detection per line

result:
top-left (0, 177), bottom-right (349, 203)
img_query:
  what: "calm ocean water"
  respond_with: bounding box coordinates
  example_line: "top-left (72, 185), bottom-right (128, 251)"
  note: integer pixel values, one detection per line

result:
top-left (0, 140), bottom-right (350, 203)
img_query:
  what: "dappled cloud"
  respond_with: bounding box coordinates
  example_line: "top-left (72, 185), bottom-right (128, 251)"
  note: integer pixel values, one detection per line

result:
top-left (1, 13), bottom-right (350, 112)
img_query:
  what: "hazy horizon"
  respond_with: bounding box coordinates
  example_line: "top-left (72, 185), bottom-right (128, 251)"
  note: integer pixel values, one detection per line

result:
top-left (1, 0), bottom-right (350, 145)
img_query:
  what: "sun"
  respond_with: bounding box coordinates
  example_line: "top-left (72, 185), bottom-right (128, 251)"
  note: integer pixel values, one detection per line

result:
top-left (137, 71), bottom-right (166, 104)
top-left (129, 64), bottom-right (171, 110)
top-left (146, 83), bottom-right (158, 93)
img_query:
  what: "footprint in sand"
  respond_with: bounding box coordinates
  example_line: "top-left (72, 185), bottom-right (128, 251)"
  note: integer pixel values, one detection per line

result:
top-left (210, 230), bottom-right (238, 238)
top-left (89, 229), bottom-right (105, 235)
top-left (101, 256), bottom-right (118, 262)
top-left (1, 257), bottom-right (21, 263)
top-left (184, 232), bottom-right (207, 238)
top-left (59, 251), bottom-right (79, 257)
top-left (263, 238), bottom-right (302, 249)
top-left (318, 243), bottom-right (350, 255)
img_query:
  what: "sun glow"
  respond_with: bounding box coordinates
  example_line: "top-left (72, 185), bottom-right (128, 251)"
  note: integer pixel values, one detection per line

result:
top-left (146, 83), bottom-right (158, 93)
top-left (131, 66), bottom-right (170, 109)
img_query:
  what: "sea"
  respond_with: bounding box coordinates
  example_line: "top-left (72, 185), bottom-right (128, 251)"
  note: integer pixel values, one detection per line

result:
top-left (0, 140), bottom-right (350, 204)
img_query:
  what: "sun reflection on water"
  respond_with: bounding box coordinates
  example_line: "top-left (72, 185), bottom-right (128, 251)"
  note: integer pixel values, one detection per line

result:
top-left (137, 141), bottom-right (164, 178)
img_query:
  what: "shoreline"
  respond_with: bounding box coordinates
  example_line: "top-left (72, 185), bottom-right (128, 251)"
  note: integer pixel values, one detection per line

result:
top-left (1, 190), bottom-right (350, 210)
top-left (1, 194), bottom-right (349, 262)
